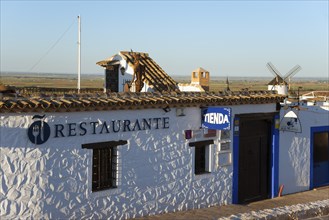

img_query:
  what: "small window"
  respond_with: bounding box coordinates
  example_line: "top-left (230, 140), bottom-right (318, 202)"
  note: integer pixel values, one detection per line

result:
top-left (82, 140), bottom-right (127, 192)
top-left (189, 140), bottom-right (213, 175)
top-left (92, 147), bottom-right (117, 191)
top-left (314, 131), bottom-right (329, 163)
top-left (195, 145), bottom-right (207, 174)
top-left (193, 72), bottom-right (198, 78)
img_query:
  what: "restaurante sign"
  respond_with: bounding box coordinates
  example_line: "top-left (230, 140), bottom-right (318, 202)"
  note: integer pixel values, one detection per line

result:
top-left (28, 114), bottom-right (170, 145)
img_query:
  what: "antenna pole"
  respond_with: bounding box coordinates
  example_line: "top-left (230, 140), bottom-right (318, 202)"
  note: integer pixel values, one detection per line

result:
top-left (77, 15), bottom-right (81, 93)
top-left (297, 87), bottom-right (302, 106)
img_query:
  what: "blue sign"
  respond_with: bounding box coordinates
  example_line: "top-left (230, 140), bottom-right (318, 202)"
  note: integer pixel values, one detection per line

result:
top-left (28, 115), bottom-right (51, 145)
top-left (202, 107), bottom-right (231, 130)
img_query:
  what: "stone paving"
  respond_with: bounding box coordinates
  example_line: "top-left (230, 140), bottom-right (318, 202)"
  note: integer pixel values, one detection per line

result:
top-left (134, 186), bottom-right (329, 219)
top-left (305, 215), bottom-right (329, 220)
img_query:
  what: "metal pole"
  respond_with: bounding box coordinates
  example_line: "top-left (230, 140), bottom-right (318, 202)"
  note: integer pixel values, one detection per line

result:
top-left (297, 86), bottom-right (302, 106)
top-left (78, 15), bottom-right (81, 93)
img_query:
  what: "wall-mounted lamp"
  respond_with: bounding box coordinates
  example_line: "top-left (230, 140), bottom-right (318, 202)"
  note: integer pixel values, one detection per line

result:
top-left (176, 108), bottom-right (185, 117)
top-left (162, 106), bottom-right (171, 113)
top-left (280, 110), bottom-right (302, 133)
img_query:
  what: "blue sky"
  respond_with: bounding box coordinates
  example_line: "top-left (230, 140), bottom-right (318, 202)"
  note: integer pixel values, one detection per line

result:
top-left (1, 1), bottom-right (328, 78)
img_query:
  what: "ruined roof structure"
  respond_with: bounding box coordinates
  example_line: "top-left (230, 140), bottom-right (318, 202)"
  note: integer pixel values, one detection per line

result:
top-left (97, 51), bottom-right (179, 92)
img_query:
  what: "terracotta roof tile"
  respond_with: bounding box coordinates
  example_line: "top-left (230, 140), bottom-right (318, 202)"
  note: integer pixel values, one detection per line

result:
top-left (0, 91), bottom-right (285, 113)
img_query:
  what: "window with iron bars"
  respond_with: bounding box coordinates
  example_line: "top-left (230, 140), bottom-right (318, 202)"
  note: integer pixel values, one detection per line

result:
top-left (92, 147), bottom-right (118, 191)
top-left (82, 140), bottom-right (127, 192)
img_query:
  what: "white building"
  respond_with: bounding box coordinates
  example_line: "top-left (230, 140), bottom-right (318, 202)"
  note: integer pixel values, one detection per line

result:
top-left (0, 90), bottom-right (285, 219)
top-left (1, 51), bottom-right (328, 219)
top-left (279, 93), bottom-right (329, 195)
top-left (300, 91), bottom-right (329, 106)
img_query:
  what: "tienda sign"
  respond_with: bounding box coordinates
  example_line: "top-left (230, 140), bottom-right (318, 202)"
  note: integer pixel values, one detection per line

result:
top-left (202, 107), bottom-right (231, 130)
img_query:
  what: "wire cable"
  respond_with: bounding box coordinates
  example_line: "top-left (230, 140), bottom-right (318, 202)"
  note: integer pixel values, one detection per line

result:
top-left (29, 19), bottom-right (75, 72)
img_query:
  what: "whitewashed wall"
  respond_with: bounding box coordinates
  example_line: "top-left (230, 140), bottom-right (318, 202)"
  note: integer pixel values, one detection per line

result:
top-left (231, 104), bottom-right (276, 116)
top-left (0, 103), bottom-right (278, 219)
top-left (279, 106), bottom-right (329, 195)
top-left (178, 84), bottom-right (204, 92)
top-left (0, 107), bottom-right (226, 219)
top-left (268, 85), bottom-right (288, 95)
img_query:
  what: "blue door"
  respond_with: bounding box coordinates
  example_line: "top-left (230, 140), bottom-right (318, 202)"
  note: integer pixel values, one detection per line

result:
top-left (312, 130), bottom-right (329, 187)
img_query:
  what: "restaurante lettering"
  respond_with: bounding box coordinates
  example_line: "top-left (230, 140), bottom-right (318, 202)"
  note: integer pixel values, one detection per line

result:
top-left (54, 117), bottom-right (170, 138)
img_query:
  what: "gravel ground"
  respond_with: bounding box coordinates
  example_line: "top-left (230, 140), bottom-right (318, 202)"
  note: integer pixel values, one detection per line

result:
top-left (220, 199), bottom-right (329, 220)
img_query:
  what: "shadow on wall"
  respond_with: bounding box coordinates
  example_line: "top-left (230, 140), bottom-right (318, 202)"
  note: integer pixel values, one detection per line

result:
top-left (0, 116), bottom-right (232, 219)
top-left (288, 137), bottom-right (310, 189)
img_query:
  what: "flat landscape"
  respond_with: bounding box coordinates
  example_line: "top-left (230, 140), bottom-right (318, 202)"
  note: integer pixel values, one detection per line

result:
top-left (0, 72), bottom-right (327, 94)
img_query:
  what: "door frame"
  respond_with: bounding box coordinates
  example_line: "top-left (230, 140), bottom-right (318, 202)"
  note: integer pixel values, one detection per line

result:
top-left (105, 64), bottom-right (120, 92)
top-left (310, 125), bottom-right (329, 189)
top-left (232, 113), bottom-right (280, 204)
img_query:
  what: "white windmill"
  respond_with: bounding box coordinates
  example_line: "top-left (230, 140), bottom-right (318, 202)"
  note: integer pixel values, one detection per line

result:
top-left (266, 62), bottom-right (301, 95)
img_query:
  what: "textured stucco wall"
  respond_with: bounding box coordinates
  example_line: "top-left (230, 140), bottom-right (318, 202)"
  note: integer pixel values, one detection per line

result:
top-left (279, 106), bottom-right (329, 195)
top-left (0, 107), bottom-right (230, 219)
top-left (0, 103), bottom-right (277, 219)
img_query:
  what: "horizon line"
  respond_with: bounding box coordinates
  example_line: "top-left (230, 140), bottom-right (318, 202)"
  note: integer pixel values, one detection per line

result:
top-left (0, 71), bottom-right (327, 79)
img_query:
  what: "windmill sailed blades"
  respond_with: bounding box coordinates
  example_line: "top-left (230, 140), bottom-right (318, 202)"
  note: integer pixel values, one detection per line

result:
top-left (266, 62), bottom-right (302, 83)
top-left (267, 62), bottom-right (302, 85)
top-left (267, 62), bottom-right (282, 79)
top-left (283, 65), bottom-right (302, 81)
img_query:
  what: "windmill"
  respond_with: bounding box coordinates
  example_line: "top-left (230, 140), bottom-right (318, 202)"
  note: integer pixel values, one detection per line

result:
top-left (266, 62), bottom-right (301, 95)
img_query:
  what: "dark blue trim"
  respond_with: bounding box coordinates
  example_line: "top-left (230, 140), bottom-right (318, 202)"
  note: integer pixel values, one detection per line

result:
top-left (232, 115), bottom-right (279, 203)
top-left (310, 126), bottom-right (329, 190)
top-left (271, 114), bottom-right (280, 198)
top-left (232, 117), bottom-right (240, 204)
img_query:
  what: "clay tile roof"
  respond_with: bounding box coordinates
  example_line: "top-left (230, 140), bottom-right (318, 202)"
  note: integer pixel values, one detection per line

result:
top-left (97, 51), bottom-right (179, 92)
top-left (0, 91), bottom-right (286, 113)
top-left (0, 84), bottom-right (16, 94)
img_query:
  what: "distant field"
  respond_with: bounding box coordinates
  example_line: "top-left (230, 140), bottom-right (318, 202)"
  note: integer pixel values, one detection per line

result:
top-left (0, 73), bottom-right (327, 94)
top-left (0, 73), bottom-right (103, 88)
top-left (208, 78), bottom-right (328, 93)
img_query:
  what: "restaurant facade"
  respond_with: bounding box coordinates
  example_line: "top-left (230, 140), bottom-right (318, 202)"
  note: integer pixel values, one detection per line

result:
top-left (0, 91), bottom-right (284, 219)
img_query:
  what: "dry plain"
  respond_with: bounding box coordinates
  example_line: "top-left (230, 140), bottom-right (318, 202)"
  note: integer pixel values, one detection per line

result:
top-left (0, 73), bottom-right (327, 94)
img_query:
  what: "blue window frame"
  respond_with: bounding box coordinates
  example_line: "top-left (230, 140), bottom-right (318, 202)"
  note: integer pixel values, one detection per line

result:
top-left (310, 126), bottom-right (329, 189)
